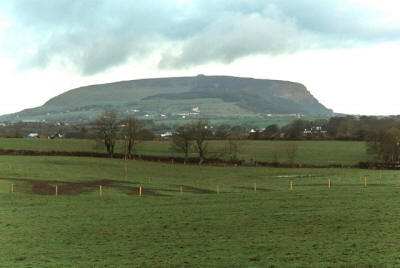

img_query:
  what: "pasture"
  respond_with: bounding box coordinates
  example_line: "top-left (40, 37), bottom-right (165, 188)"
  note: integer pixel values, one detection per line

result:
top-left (0, 138), bottom-right (373, 165)
top-left (0, 155), bottom-right (399, 266)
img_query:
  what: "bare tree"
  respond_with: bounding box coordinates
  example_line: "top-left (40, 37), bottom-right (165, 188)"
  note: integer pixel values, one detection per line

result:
top-left (171, 126), bottom-right (192, 161)
top-left (189, 120), bottom-right (211, 163)
top-left (122, 117), bottom-right (143, 158)
top-left (94, 110), bottom-right (119, 157)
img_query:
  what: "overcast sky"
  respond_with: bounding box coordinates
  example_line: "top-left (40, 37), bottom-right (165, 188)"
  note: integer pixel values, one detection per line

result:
top-left (0, 0), bottom-right (399, 116)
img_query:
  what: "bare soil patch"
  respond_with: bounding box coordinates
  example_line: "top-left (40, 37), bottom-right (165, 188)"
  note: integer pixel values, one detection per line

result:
top-left (0, 178), bottom-right (171, 196)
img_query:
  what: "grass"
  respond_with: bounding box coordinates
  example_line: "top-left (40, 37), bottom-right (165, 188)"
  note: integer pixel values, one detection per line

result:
top-left (0, 155), bottom-right (399, 266)
top-left (0, 138), bottom-right (373, 165)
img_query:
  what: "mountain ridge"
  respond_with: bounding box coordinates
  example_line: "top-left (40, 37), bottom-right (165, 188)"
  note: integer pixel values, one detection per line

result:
top-left (0, 75), bottom-right (333, 123)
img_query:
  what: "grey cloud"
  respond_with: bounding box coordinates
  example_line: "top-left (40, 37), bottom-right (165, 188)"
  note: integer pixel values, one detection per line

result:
top-left (159, 11), bottom-right (319, 68)
top-left (6, 0), bottom-right (177, 74)
top-left (3, 0), bottom-right (400, 74)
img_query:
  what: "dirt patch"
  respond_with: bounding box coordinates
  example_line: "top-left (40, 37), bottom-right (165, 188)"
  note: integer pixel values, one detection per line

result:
top-left (30, 180), bottom-right (55, 195)
top-left (0, 178), bottom-right (170, 197)
top-left (118, 185), bottom-right (170, 197)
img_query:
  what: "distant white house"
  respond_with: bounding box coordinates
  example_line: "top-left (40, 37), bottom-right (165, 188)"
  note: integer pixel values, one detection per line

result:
top-left (192, 107), bottom-right (200, 113)
top-left (161, 132), bottom-right (173, 138)
top-left (28, 133), bottom-right (39, 138)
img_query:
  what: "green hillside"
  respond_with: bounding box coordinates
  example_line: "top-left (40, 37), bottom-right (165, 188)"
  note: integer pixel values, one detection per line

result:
top-left (0, 75), bottom-right (333, 123)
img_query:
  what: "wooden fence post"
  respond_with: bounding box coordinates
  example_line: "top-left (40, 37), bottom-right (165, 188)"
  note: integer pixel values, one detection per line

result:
top-left (11, 183), bottom-right (14, 193)
top-left (99, 185), bottom-right (103, 197)
top-left (55, 185), bottom-right (58, 196)
top-left (139, 185), bottom-right (143, 197)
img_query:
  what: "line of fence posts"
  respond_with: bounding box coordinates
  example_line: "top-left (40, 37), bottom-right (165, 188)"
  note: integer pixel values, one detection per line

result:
top-left (5, 173), bottom-right (383, 197)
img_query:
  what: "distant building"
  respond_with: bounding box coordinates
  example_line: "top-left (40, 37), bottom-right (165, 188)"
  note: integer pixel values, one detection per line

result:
top-left (303, 126), bottom-right (327, 136)
top-left (161, 132), bottom-right (173, 138)
top-left (28, 133), bottom-right (40, 138)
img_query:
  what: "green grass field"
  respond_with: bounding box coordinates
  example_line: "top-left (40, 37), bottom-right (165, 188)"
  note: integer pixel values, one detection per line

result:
top-left (0, 155), bottom-right (399, 266)
top-left (0, 138), bottom-right (373, 165)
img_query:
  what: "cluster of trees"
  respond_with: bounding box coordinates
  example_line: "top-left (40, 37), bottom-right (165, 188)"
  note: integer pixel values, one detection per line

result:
top-left (94, 110), bottom-right (154, 157)
top-left (366, 127), bottom-right (400, 163)
top-left (172, 120), bottom-right (212, 163)
top-left (171, 120), bottom-right (243, 163)
top-left (280, 116), bottom-right (400, 164)
top-left (246, 116), bottom-right (400, 141)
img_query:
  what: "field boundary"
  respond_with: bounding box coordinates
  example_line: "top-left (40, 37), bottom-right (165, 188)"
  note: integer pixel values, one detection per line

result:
top-left (0, 148), bottom-right (397, 170)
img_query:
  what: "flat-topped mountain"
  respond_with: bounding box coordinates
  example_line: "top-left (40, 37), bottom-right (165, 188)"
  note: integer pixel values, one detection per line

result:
top-left (0, 75), bottom-right (332, 123)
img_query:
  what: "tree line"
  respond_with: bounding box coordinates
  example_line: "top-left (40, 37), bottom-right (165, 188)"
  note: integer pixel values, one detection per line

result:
top-left (94, 111), bottom-right (242, 163)
top-left (246, 116), bottom-right (400, 141)
top-left (2, 111), bottom-right (400, 164)
top-left (94, 110), bottom-right (155, 157)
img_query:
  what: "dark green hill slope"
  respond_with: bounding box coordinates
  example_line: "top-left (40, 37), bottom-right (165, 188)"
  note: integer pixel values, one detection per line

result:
top-left (0, 75), bottom-right (332, 123)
